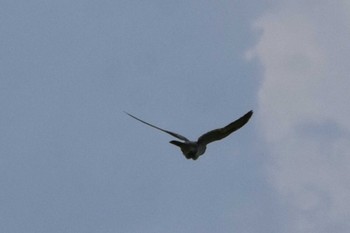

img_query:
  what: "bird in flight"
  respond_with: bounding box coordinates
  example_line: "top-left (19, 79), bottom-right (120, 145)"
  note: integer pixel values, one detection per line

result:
top-left (125, 110), bottom-right (253, 160)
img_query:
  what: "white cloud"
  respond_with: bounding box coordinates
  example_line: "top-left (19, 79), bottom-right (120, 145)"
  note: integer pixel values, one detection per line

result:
top-left (248, 1), bottom-right (350, 232)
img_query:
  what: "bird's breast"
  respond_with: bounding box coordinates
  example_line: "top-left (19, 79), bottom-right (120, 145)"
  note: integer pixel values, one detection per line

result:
top-left (196, 144), bottom-right (206, 156)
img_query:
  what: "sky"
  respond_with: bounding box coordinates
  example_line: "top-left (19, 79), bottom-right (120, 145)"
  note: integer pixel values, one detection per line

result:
top-left (1, 1), bottom-right (349, 233)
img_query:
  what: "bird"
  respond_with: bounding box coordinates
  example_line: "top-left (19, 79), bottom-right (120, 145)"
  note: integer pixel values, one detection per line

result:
top-left (125, 110), bottom-right (253, 160)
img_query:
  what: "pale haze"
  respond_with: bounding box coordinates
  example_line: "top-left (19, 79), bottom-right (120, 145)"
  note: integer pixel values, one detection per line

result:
top-left (1, 1), bottom-right (349, 233)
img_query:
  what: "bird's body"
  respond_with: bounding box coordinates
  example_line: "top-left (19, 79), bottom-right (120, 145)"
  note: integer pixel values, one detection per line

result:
top-left (169, 140), bottom-right (206, 160)
top-left (125, 110), bottom-right (253, 160)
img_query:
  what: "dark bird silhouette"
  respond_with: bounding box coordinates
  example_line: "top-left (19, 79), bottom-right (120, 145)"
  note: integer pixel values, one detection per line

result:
top-left (125, 110), bottom-right (253, 160)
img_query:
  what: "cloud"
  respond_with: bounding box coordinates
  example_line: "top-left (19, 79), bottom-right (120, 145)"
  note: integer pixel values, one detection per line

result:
top-left (248, 1), bottom-right (350, 232)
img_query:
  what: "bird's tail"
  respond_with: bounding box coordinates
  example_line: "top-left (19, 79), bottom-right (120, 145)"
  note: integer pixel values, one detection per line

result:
top-left (169, 140), bottom-right (184, 147)
top-left (170, 140), bottom-right (192, 159)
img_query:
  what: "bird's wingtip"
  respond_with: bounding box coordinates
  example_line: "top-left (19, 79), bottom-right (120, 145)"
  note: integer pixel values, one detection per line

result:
top-left (123, 111), bottom-right (132, 117)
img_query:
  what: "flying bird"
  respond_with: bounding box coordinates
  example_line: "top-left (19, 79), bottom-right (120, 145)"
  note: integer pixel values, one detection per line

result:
top-left (125, 110), bottom-right (253, 160)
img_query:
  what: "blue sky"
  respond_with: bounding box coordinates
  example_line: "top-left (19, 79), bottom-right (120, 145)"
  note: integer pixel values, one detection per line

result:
top-left (1, 1), bottom-right (349, 233)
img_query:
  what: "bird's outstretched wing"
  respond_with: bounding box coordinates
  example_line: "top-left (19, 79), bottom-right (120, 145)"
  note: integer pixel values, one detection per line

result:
top-left (197, 110), bottom-right (253, 145)
top-left (125, 112), bottom-right (189, 142)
